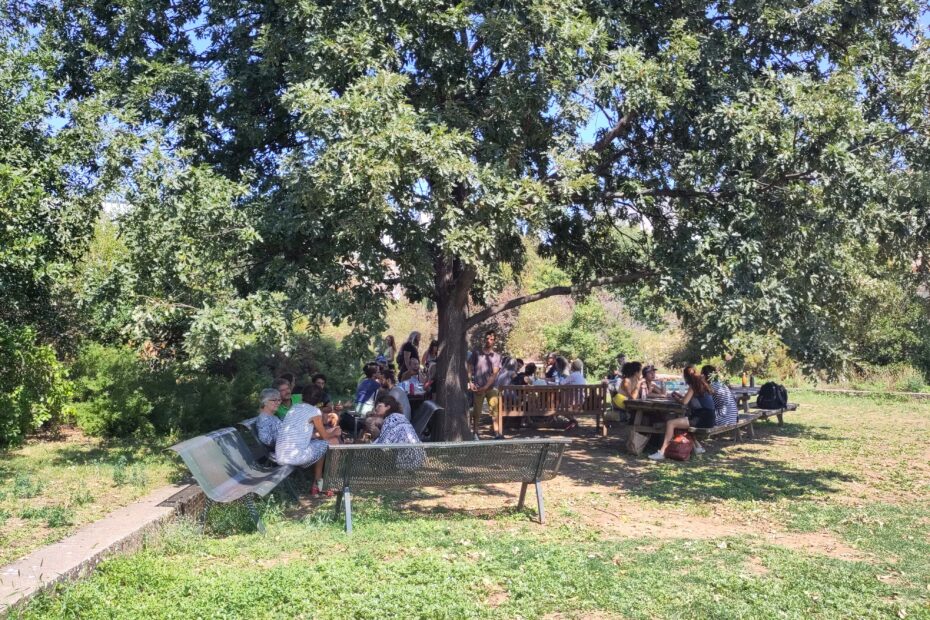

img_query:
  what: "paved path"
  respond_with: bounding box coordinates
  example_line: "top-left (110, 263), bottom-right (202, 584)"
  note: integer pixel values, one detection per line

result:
top-left (0, 483), bottom-right (193, 615)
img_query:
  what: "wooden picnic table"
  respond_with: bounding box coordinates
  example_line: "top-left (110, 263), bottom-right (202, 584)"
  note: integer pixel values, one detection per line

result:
top-left (624, 397), bottom-right (688, 455)
top-left (729, 386), bottom-right (760, 412)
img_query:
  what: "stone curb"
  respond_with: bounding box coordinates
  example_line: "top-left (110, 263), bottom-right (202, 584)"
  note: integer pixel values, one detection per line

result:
top-left (0, 482), bottom-right (205, 617)
top-left (797, 388), bottom-right (930, 400)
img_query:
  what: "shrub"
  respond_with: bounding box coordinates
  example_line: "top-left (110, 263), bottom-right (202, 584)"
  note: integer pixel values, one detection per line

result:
top-left (543, 302), bottom-right (640, 379)
top-left (66, 334), bottom-right (364, 438)
top-left (69, 344), bottom-right (156, 437)
top-left (0, 322), bottom-right (71, 447)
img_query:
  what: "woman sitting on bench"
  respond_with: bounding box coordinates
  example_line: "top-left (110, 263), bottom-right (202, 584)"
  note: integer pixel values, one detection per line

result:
top-left (255, 388), bottom-right (283, 448)
top-left (276, 384), bottom-right (342, 496)
top-left (648, 365), bottom-right (712, 461)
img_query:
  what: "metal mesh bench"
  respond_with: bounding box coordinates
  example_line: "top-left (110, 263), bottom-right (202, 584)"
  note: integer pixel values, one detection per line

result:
top-left (235, 416), bottom-right (275, 464)
top-left (411, 400), bottom-right (442, 440)
top-left (170, 427), bottom-right (296, 533)
top-left (321, 438), bottom-right (571, 532)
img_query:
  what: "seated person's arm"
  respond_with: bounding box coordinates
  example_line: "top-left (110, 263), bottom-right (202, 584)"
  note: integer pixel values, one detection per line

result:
top-left (311, 414), bottom-right (340, 439)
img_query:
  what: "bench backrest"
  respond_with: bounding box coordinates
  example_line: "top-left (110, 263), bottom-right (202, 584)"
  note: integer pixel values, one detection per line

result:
top-left (170, 427), bottom-right (282, 502)
top-left (321, 438), bottom-right (570, 492)
top-left (236, 416), bottom-right (272, 461)
top-left (388, 386), bottom-right (412, 420)
top-left (498, 384), bottom-right (607, 417)
top-left (411, 400), bottom-right (441, 439)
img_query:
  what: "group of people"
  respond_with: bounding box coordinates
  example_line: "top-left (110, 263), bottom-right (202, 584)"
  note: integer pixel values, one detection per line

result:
top-left (466, 329), bottom-right (590, 438)
top-left (252, 329), bottom-right (741, 488)
top-left (253, 368), bottom-right (421, 497)
top-left (377, 332), bottom-right (439, 397)
top-left (605, 358), bottom-right (739, 460)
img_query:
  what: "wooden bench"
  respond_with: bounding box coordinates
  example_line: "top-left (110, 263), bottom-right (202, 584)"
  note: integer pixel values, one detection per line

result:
top-left (689, 412), bottom-right (762, 442)
top-left (321, 438), bottom-right (571, 532)
top-left (495, 384), bottom-right (607, 436)
top-left (749, 402), bottom-right (799, 425)
top-left (170, 427), bottom-right (298, 533)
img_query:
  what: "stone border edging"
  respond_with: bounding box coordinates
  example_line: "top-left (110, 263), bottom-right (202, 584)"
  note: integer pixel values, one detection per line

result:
top-left (0, 482), bottom-right (205, 617)
top-left (795, 387), bottom-right (930, 400)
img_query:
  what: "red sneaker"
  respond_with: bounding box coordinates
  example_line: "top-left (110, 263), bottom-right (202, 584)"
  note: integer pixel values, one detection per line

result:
top-left (310, 485), bottom-right (321, 497)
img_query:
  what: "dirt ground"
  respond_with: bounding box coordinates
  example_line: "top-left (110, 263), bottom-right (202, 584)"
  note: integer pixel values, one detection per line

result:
top-left (293, 415), bottom-right (871, 561)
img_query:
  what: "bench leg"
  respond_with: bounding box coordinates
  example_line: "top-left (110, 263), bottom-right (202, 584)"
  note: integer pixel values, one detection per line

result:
top-left (732, 425), bottom-right (741, 442)
top-left (535, 480), bottom-right (546, 525)
top-left (334, 491), bottom-right (344, 518)
top-left (777, 413), bottom-right (784, 426)
top-left (747, 422), bottom-right (755, 439)
top-left (283, 478), bottom-right (300, 502)
top-left (343, 487), bottom-right (353, 534)
top-left (199, 498), bottom-right (213, 533)
top-left (596, 412), bottom-right (602, 434)
top-left (517, 482), bottom-right (528, 510)
top-left (245, 495), bottom-right (266, 535)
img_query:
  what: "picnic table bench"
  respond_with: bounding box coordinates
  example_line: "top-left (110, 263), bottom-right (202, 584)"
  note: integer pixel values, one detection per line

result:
top-left (494, 384), bottom-right (607, 436)
top-left (170, 427), bottom-right (298, 533)
top-left (321, 438), bottom-right (571, 532)
top-left (749, 402), bottom-right (799, 425)
top-left (623, 398), bottom-right (763, 455)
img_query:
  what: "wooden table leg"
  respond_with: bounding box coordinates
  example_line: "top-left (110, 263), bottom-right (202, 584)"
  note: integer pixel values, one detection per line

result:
top-left (626, 410), bottom-right (649, 455)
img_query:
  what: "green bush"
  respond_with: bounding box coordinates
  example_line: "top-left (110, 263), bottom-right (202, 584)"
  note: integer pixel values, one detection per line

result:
top-left (543, 302), bottom-right (640, 379)
top-left (66, 334), bottom-right (364, 438)
top-left (69, 344), bottom-right (156, 437)
top-left (0, 322), bottom-right (71, 447)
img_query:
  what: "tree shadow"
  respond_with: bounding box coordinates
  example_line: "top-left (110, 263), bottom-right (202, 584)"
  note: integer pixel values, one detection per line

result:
top-left (498, 418), bottom-right (856, 504)
top-left (626, 454), bottom-right (855, 503)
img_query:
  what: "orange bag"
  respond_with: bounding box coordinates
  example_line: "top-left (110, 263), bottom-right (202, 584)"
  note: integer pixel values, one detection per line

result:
top-left (664, 431), bottom-right (693, 461)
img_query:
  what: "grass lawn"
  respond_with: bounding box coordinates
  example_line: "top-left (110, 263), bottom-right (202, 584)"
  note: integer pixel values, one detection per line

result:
top-left (12, 393), bottom-right (930, 619)
top-left (0, 429), bottom-right (183, 566)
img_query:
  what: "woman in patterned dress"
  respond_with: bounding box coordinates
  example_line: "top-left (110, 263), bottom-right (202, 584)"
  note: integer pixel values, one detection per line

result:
top-left (276, 385), bottom-right (341, 496)
top-left (255, 388), bottom-right (283, 448)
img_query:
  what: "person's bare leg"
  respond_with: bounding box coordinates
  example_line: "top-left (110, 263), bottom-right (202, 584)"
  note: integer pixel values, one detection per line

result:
top-left (659, 417), bottom-right (691, 452)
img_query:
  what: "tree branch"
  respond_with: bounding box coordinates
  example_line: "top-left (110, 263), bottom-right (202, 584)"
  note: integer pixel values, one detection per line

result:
top-left (592, 112), bottom-right (634, 153)
top-left (465, 271), bottom-right (653, 329)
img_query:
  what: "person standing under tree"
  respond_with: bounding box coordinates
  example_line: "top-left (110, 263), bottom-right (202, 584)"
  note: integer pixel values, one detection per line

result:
top-left (397, 331), bottom-right (421, 375)
top-left (468, 329), bottom-right (503, 439)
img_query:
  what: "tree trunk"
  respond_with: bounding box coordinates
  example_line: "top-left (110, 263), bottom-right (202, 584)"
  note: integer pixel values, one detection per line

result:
top-left (433, 292), bottom-right (472, 441)
top-left (432, 258), bottom-right (475, 441)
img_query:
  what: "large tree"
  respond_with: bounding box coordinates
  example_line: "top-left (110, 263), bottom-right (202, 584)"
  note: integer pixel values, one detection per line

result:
top-left (31, 0), bottom-right (930, 438)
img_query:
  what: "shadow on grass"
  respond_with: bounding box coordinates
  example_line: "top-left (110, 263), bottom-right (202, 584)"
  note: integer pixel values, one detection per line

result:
top-left (626, 455), bottom-right (855, 503)
top-left (283, 489), bottom-right (539, 528)
top-left (492, 417), bottom-right (856, 504)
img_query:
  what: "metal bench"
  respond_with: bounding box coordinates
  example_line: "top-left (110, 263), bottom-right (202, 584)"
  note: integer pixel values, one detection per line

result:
top-left (749, 402), bottom-right (799, 425)
top-left (689, 412), bottom-right (762, 442)
top-left (170, 427), bottom-right (296, 533)
top-left (235, 416), bottom-right (275, 464)
top-left (321, 438), bottom-right (571, 533)
top-left (496, 385), bottom-right (607, 436)
top-left (411, 400), bottom-right (442, 440)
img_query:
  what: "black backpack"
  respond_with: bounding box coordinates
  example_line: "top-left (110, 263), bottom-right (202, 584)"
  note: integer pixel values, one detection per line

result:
top-left (756, 382), bottom-right (788, 410)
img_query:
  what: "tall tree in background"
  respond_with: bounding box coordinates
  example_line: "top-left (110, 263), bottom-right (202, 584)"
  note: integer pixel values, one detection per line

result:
top-left (29, 1), bottom-right (930, 438)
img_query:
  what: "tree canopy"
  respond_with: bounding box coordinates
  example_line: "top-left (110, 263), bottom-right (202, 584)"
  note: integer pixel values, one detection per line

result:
top-left (7, 0), bottom-right (930, 436)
